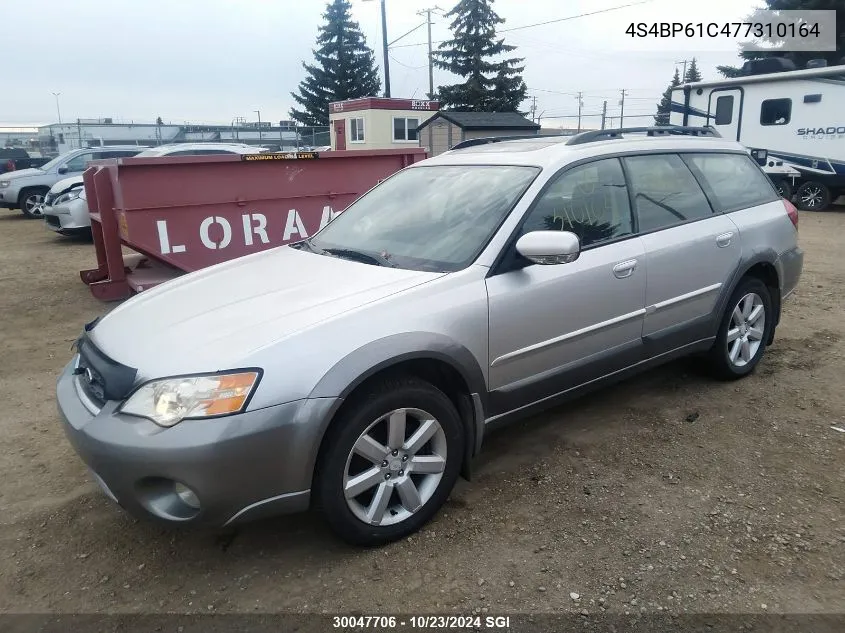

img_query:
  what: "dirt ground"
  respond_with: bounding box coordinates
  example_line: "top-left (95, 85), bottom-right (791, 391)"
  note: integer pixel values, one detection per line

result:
top-left (0, 207), bottom-right (843, 620)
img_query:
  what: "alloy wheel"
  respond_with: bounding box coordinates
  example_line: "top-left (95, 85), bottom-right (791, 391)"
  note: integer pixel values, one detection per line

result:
top-left (727, 292), bottom-right (766, 368)
top-left (24, 193), bottom-right (46, 217)
top-left (342, 407), bottom-right (447, 527)
top-left (799, 184), bottom-right (824, 210)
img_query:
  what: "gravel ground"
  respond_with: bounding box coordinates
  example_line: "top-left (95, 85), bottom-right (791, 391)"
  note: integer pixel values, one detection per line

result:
top-left (0, 207), bottom-right (843, 621)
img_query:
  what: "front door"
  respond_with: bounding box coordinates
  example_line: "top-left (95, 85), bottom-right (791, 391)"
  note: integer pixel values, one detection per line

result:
top-left (334, 120), bottom-right (346, 150)
top-left (486, 158), bottom-right (647, 417)
top-left (708, 88), bottom-right (743, 141)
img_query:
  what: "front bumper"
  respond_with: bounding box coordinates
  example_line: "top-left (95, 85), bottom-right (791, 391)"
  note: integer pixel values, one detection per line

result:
top-left (0, 187), bottom-right (20, 208)
top-left (56, 359), bottom-right (339, 527)
top-left (43, 199), bottom-right (91, 233)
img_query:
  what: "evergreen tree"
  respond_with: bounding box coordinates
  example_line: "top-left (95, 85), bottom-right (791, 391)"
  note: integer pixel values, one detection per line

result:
top-left (654, 67), bottom-right (681, 126)
top-left (718, 0), bottom-right (845, 77)
top-left (433, 0), bottom-right (527, 111)
top-left (290, 0), bottom-right (381, 126)
top-left (684, 58), bottom-right (703, 83)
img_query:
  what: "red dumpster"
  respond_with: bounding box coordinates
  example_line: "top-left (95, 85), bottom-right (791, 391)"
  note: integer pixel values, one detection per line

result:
top-left (80, 148), bottom-right (427, 301)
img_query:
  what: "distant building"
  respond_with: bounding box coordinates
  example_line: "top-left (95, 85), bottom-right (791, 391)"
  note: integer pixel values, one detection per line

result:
top-left (417, 111), bottom-right (540, 157)
top-left (34, 119), bottom-right (313, 155)
top-left (328, 97), bottom-right (440, 151)
top-left (0, 127), bottom-right (41, 151)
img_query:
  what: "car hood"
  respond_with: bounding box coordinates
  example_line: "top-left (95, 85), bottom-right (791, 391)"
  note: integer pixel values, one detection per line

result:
top-left (89, 246), bottom-right (444, 377)
top-left (1, 167), bottom-right (43, 180)
top-left (50, 175), bottom-right (84, 193)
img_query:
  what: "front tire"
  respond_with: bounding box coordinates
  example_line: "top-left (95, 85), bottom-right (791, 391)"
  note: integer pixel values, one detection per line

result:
top-left (19, 187), bottom-right (49, 218)
top-left (316, 377), bottom-right (464, 546)
top-left (707, 278), bottom-right (773, 380)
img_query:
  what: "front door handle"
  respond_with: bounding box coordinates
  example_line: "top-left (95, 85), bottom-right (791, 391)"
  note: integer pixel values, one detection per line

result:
top-left (612, 259), bottom-right (638, 279)
top-left (716, 232), bottom-right (734, 248)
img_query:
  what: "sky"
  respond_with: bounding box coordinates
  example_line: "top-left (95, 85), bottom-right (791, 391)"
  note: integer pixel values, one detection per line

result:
top-left (3, 0), bottom-right (762, 128)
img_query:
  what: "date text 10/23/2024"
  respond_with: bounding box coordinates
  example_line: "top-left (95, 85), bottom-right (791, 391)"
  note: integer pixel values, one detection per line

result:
top-left (332, 615), bottom-right (512, 629)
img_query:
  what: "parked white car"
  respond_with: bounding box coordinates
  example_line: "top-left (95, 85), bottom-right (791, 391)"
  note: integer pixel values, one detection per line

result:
top-left (43, 143), bottom-right (269, 235)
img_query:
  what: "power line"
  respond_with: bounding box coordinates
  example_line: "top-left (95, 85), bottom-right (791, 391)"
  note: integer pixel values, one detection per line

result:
top-left (390, 0), bottom-right (654, 49)
top-left (388, 53), bottom-right (428, 70)
top-left (500, 0), bottom-right (653, 33)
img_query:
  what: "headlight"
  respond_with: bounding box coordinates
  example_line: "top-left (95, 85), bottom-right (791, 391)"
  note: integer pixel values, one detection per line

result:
top-left (120, 370), bottom-right (261, 427)
top-left (0, 181), bottom-right (10, 188)
top-left (79, 187), bottom-right (87, 201)
top-left (54, 188), bottom-right (83, 205)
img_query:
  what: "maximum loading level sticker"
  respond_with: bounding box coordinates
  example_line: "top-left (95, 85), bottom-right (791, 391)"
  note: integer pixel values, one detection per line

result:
top-left (242, 152), bottom-right (319, 161)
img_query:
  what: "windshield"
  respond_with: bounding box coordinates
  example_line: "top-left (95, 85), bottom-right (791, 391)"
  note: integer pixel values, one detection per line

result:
top-left (308, 165), bottom-right (539, 272)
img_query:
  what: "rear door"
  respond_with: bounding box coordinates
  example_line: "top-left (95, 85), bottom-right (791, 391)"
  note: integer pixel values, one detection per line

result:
top-left (623, 153), bottom-right (741, 347)
top-left (707, 88), bottom-right (743, 141)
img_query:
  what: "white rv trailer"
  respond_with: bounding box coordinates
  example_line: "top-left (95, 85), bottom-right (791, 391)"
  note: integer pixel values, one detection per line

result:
top-left (671, 62), bottom-right (845, 210)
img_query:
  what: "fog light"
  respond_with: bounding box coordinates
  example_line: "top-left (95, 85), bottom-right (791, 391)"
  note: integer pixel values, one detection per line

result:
top-left (174, 482), bottom-right (200, 509)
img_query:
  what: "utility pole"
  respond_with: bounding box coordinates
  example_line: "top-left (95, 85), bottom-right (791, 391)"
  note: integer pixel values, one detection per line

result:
top-left (76, 118), bottom-right (82, 150)
top-left (576, 92), bottom-right (584, 133)
top-left (417, 7), bottom-right (442, 100)
top-left (676, 59), bottom-right (689, 82)
top-left (620, 89), bottom-right (628, 128)
top-left (601, 100), bottom-right (607, 130)
top-left (380, 0), bottom-right (391, 97)
top-left (530, 95), bottom-right (538, 122)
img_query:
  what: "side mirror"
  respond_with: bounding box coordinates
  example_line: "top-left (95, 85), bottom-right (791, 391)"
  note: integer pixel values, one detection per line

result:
top-left (57, 166), bottom-right (68, 174)
top-left (515, 230), bottom-right (580, 265)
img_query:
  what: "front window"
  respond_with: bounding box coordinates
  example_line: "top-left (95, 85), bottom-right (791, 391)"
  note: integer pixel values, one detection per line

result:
top-left (63, 152), bottom-right (94, 172)
top-left (393, 117), bottom-right (420, 142)
top-left (350, 117), bottom-right (365, 142)
top-left (518, 158), bottom-right (633, 248)
top-left (307, 165), bottom-right (539, 272)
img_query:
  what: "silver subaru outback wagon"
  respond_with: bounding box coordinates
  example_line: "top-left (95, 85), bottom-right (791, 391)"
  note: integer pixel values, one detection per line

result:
top-left (56, 127), bottom-right (803, 545)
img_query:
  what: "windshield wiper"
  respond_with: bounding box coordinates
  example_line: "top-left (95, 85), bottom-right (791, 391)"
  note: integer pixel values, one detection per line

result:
top-left (322, 247), bottom-right (397, 268)
top-left (290, 238), bottom-right (326, 254)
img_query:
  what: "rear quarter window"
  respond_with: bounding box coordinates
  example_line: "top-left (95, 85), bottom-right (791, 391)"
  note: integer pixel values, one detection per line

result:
top-left (682, 153), bottom-right (778, 212)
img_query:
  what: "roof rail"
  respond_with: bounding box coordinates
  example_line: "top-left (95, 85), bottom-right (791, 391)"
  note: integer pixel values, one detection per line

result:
top-left (449, 134), bottom-right (567, 151)
top-left (565, 126), bottom-right (721, 146)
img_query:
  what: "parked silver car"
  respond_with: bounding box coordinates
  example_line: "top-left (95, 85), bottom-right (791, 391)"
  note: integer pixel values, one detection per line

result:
top-left (0, 146), bottom-right (146, 217)
top-left (56, 128), bottom-right (803, 545)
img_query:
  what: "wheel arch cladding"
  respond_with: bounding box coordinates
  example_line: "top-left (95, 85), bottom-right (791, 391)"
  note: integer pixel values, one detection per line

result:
top-left (307, 333), bottom-right (488, 487)
top-left (720, 253), bottom-right (781, 345)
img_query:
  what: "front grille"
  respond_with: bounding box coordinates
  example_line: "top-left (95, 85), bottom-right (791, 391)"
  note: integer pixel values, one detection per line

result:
top-left (44, 192), bottom-right (57, 206)
top-left (75, 353), bottom-right (107, 408)
top-left (45, 214), bottom-right (61, 229)
top-left (74, 331), bottom-right (137, 407)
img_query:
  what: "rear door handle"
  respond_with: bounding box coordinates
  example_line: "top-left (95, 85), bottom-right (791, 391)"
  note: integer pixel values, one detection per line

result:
top-left (716, 232), bottom-right (734, 248)
top-left (612, 259), bottom-right (638, 279)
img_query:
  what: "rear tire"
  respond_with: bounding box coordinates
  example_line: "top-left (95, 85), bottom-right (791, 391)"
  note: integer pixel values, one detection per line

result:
top-left (315, 377), bottom-right (464, 546)
top-left (707, 277), bottom-right (774, 381)
top-left (19, 187), bottom-right (49, 218)
top-left (795, 180), bottom-right (831, 211)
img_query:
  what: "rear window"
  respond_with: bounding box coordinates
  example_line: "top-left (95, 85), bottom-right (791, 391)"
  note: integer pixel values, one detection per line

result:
top-left (683, 153), bottom-right (778, 212)
top-left (623, 154), bottom-right (714, 233)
